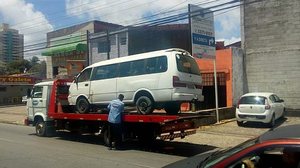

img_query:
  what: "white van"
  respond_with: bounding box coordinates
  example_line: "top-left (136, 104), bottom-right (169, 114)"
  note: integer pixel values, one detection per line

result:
top-left (68, 48), bottom-right (204, 114)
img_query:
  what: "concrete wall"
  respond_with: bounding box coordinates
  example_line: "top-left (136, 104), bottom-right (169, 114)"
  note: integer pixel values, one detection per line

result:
top-left (232, 47), bottom-right (245, 106)
top-left (90, 32), bottom-right (129, 64)
top-left (241, 0), bottom-right (300, 109)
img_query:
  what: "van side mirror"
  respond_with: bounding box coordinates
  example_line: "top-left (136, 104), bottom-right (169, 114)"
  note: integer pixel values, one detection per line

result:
top-left (27, 88), bottom-right (31, 98)
top-left (74, 76), bottom-right (78, 83)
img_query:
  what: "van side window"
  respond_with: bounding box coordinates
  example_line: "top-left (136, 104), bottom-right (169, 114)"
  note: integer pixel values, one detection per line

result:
top-left (146, 56), bottom-right (167, 74)
top-left (130, 59), bottom-right (145, 76)
top-left (119, 62), bottom-right (131, 77)
top-left (77, 68), bottom-right (92, 82)
top-left (156, 56), bottom-right (167, 72)
top-left (92, 64), bottom-right (117, 80)
top-left (32, 86), bottom-right (43, 98)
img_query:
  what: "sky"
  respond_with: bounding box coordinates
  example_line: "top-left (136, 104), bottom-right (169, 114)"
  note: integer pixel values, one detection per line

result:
top-left (0, 0), bottom-right (241, 60)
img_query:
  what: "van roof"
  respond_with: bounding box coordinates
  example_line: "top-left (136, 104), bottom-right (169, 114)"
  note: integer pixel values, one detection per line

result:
top-left (87, 48), bottom-right (190, 68)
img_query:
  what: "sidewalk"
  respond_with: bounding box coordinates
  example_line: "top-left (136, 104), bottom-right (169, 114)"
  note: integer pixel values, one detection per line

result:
top-left (0, 105), bottom-right (27, 125)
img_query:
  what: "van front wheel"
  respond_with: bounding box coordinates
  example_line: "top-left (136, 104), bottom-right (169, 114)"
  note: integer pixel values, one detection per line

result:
top-left (136, 96), bottom-right (154, 115)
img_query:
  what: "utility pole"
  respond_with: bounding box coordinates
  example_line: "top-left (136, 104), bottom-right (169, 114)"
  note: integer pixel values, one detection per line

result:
top-left (106, 30), bottom-right (110, 60)
top-left (86, 30), bottom-right (90, 66)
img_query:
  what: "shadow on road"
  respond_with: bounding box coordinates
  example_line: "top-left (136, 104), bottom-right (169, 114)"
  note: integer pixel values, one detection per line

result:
top-left (48, 131), bottom-right (217, 157)
top-left (239, 117), bottom-right (287, 129)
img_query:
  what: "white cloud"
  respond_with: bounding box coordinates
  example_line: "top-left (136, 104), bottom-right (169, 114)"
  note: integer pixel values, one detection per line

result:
top-left (0, 0), bottom-right (53, 59)
top-left (214, 7), bottom-right (241, 44)
top-left (65, 0), bottom-right (187, 25)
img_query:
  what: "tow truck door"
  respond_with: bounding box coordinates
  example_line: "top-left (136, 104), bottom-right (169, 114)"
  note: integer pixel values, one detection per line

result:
top-left (27, 85), bottom-right (48, 121)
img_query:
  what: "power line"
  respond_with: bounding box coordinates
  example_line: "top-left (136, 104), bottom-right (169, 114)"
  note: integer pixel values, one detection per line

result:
top-left (3, 0), bottom-right (263, 57)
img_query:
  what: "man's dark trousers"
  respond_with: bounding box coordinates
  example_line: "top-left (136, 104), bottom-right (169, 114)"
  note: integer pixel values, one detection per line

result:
top-left (108, 122), bottom-right (122, 149)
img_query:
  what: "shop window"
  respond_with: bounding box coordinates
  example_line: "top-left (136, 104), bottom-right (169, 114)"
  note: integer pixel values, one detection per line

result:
top-left (98, 41), bottom-right (110, 53)
top-left (120, 37), bottom-right (127, 45)
top-left (0, 87), bottom-right (7, 92)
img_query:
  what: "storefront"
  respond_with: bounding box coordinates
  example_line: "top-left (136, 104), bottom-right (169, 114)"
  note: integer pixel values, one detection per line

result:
top-left (0, 76), bottom-right (38, 105)
top-left (42, 40), bottom-right (87, 79)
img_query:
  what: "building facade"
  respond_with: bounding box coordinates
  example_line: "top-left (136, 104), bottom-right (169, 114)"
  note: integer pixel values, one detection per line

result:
top-left (0, 23), bottom-right (24, 63)
top-left (0, 76), bottom-right (38, 105)
top-left (42, 21), bottom-right (122, 79)
top-left (89, 24), bottom-right (190, 64)
top-left (241, 0), bottom-right (300, 109)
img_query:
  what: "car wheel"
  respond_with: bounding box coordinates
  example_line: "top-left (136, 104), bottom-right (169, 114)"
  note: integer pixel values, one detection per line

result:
top-left (76, 97), bottom-right (90, 114)
top-left (237, 120), bottom-right (244, 127)
top-left (136, 96), bottom-right (154, 115)
top-left (36, 119), bottom-right (47, 137)
top-left (268, 114), bottom-right (275, 128)
top-left (164, 102), bottom-right (180, 115)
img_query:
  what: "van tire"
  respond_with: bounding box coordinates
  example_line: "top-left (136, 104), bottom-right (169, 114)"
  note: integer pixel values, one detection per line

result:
top-left (76, 97), bottom-right (90, 114)
top-left (164, 102), bottom-right (180, 115)
top-left (136, 96), bottom-right (154, 115)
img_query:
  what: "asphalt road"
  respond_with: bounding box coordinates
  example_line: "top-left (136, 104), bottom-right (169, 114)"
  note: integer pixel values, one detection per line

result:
top-left (1, 105), bottom-right (299, 168)
top-left (0, 123), bottom-right (217, 168)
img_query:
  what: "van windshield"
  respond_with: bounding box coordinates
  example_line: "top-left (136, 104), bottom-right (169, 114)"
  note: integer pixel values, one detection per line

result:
top-left (176, 54), bottom-right (201, 75)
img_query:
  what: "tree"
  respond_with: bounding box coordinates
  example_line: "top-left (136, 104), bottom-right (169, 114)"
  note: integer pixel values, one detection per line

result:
top-left (6, 59), bottom-right (31, 74)
top-left (28, 60), bottom-right (46, 79)
top-left (29, 56), bottom-right (40, 67)
top-left (0, 61), bottom-right (7, 75)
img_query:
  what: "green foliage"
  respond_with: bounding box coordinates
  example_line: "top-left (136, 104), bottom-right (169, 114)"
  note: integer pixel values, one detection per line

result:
top-left (0, 61), bottom-right (7, 75)
top-left (1, 57), bottom-right (46, 79)
top-left (6, 59), bottom-right (31, 74)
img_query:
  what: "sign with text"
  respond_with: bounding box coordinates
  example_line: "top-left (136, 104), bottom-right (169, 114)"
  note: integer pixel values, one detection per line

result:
top-left (0, 76), bottom-right (35, 85)
top-left (189, 4), bottom-right (215, 59)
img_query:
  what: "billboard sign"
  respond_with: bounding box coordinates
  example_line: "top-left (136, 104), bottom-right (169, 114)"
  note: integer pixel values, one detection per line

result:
top-left (189, 4), bottom-right (215, 59)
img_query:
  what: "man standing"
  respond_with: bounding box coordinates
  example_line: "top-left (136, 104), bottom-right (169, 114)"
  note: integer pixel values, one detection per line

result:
top-left (107, 94), bottom-right (124, 150)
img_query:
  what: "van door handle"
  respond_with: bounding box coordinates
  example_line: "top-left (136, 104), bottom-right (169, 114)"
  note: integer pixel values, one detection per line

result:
top-left (85, 84), bottom-right (88, 86)
top-left (39, 100), bottom-right (43, 102)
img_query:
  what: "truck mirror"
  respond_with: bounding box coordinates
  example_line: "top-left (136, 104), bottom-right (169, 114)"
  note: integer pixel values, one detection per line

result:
top-left (74, 76), bottom-right (78, 83)
top-left (27, 88), bottom-right (32, 98)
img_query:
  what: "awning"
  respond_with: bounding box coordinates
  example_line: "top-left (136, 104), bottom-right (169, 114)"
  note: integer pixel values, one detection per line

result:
top-left (41, 43), bottom-right (87, 56)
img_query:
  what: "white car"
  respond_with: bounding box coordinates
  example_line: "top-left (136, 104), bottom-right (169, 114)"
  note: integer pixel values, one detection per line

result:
top-left (236, 92), bottom-right (285, 127)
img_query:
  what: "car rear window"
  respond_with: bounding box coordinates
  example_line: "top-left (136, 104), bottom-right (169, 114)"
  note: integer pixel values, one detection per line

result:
top-left (176, 54), bottom-right (201, 75)
top-left (239, 96), bottom-right (266, 105)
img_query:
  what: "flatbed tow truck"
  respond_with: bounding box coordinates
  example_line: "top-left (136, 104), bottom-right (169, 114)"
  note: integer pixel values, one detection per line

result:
top-left (25, 79), bottom-right (213, 146)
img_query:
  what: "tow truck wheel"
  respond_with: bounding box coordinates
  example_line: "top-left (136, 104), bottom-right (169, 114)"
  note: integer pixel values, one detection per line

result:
top-left (102, 127), bottom-right (110, 147)
top-left (164, 102), bottom-right (180, 115)
top-left (76, 97), bottom-right (90, 114)
top-left (36, 119), bottom-right (47, 137)
top-left (136, 96), bottom-right (154, 115)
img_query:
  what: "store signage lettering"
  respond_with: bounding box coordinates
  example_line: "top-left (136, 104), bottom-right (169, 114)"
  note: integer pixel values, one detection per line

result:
top-left (0, 77), bottom-right (33, 84)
